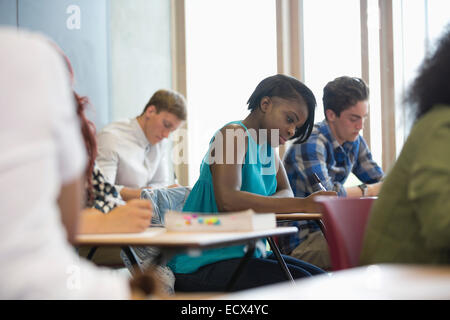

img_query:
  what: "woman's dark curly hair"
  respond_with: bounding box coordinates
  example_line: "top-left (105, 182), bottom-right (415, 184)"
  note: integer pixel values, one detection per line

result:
top-left (405, 25), bottom-right (450, 122)
top-left (247, 74), bottom-right (316, 144)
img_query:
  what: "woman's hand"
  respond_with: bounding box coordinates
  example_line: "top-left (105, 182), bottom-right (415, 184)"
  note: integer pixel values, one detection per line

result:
top-left (104, 199), bottom-right (152, 233)
top-left (120, 187), bottom-right (143, 201)
top-left (79, 199), bottom-right (152, 234)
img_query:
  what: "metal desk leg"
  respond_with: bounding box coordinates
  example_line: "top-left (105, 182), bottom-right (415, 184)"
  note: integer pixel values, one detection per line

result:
top-left (121, 246), bottom-right (143, 275)
top-left (86, 246), bottom-right (98, 261)
top-left (318, 219), bottom-right (326, 238)
top-left (267, 237), bottom-right (295, 284)
top-left (225, 241), bottom-right (256, 292)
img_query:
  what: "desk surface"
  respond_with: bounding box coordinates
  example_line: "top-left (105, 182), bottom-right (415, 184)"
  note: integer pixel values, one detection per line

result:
top-left (75, 227), bottom-right (298, 249)
top-left (223, 264), bottom-right (450, 300)
top-left (276, 213), bottom-right (322, 220)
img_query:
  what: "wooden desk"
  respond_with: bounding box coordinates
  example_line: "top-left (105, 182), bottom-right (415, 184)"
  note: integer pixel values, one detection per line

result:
top-left (76, 227), bottom-right (297, 249)
top-left (222, 264), bottom-right (450, 299)
top-left (276, 213), bottom-right (322, 221)
top-left (276, 212), bottom-right (325, 237)
top-left (76, 227), bottom-right (298, 291)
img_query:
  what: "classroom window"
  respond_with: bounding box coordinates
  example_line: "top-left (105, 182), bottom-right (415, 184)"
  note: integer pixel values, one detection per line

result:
top-left (184, 0), bottom-right (277, 185)
top-left (302, 0), bottom-right (377, 185)
top-left (393, 0), bottom-right (450, 154)
top-left (303, 0), bottom-right (362, 123)
top-left (366, 0), bottom-right (382, 167)
top-left (427, 0), bottom-right (450, 47)
top-left (177, 0), bottom-right (449, 187)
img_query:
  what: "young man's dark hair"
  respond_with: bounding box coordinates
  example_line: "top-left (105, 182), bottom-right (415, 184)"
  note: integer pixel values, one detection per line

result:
top-left (322, 76), bottom-right (369, 119)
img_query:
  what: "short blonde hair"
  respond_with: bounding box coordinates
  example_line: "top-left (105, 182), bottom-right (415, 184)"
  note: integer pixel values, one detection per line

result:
top-left (142, 89), bottom-right (187, 120)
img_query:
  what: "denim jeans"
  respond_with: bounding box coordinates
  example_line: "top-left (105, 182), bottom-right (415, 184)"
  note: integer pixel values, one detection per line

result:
top-left (141, 186), bottom-right (191, 225)
top-left (120, 186), bottom-right (191, 294)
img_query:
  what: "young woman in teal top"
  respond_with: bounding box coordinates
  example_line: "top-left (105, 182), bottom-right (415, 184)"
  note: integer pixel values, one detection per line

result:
top-left (168, 74), bottom-right (335, 292)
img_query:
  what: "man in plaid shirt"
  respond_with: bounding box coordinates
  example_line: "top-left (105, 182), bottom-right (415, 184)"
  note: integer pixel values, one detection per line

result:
top-left (279, 76), bottom-right (384, 270)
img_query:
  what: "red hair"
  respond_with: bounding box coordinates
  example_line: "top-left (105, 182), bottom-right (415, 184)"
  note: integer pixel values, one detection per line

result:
top-left (74, 92), bottom-right (98, 203)
top-left (49, 40), bottom-right (98, 202)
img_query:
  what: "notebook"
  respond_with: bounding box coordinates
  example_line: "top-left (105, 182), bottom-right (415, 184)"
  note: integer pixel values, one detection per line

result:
top-left (165, 209), bottom-right (276, 232)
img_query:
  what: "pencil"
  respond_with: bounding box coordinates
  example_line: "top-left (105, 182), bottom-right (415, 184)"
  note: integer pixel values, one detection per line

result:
top-left (312, 173), bottom-right (327, 191)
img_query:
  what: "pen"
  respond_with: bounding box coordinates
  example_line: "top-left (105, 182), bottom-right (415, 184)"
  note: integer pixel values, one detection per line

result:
top-left (150, 223), bottom-right (165, 228)
top-left (312, 173), bottom-right (327, 191)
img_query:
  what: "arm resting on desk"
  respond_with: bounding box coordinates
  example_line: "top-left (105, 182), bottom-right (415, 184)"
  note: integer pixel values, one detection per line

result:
top-left (211, 132), bottom-right (335, 213)
top-left (79, 199), bottom-right (152, 234)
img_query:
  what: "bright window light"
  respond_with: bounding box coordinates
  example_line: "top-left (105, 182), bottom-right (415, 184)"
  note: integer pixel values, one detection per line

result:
top-left (303, 0), bottom-right (362, 123)
top-left (185, 0), bottom-right (277, 185)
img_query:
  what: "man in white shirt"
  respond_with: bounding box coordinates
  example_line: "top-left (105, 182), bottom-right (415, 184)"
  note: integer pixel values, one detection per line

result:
top-left (96, 89), bottom-right (187, 201)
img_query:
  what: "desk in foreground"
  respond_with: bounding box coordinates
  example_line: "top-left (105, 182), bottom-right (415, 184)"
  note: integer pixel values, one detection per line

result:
top-left (76, 227), bottom-right (299, 290)
top-left (276, 213), bottom-right (324, 234)
top-left (276, 213), bottom-right (322, 220)
top-left (222, 264), bottom-right (450, 299)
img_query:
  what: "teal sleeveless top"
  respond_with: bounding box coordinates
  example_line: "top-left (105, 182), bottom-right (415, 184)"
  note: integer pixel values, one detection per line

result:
top-left (167, 121), bottom-right (277, 274)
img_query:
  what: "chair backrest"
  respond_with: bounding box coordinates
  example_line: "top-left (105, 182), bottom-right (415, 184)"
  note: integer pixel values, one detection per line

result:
top-left (315, 196), bottom-right (376, 271)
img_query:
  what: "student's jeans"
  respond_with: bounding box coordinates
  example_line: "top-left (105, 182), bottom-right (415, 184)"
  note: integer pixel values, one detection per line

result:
top-left (174, 253), bottom-right (326, 292)
top-left (122, 186), bottom-right (191, 264)
top-left (142, 186), bottom-right (191, 226)
top-left (120, 187), bottom-right (191, 294)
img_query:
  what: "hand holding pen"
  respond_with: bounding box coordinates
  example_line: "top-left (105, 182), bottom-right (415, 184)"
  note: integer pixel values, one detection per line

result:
top-left (304, 174), bottom-right (336, 212)
top-left (307, 173), bottom-right (337, 211)
top-left (312, 173), bottom-right (327, 191)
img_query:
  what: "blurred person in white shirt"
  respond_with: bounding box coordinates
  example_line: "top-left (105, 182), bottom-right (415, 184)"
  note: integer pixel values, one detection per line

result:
top-left (0, 28), bottom-right (159, 299)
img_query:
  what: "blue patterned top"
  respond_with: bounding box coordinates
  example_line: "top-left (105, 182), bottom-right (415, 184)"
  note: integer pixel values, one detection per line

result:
top-left (283, 120), bottom-right (384, 197)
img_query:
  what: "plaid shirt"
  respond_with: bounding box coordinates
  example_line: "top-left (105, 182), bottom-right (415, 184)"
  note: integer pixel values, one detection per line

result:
top-left (277, 120), bottom-right (384, 254)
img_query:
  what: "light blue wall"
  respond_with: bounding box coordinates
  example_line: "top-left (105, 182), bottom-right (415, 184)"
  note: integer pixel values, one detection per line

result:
top-left (16, 0), bottom-right (110, 129)
top-left (0, 0), bottom-right (175, 182)
top-left (0, 0), bottom-right (17, 26)
top-left (0, 0), bottom-right (173, 130)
